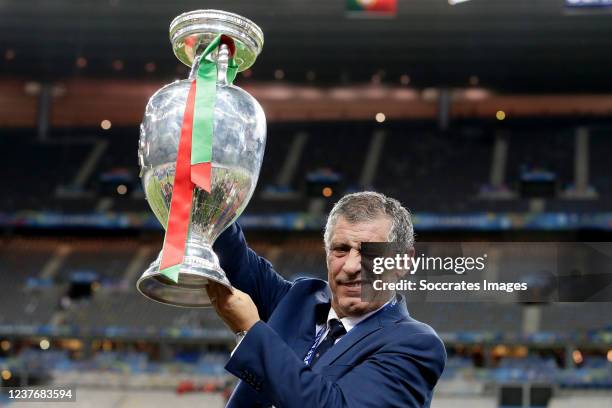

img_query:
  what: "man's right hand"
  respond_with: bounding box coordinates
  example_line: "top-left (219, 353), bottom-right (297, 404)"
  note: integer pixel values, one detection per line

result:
top-left (206, 282), bottom-right (261, 333)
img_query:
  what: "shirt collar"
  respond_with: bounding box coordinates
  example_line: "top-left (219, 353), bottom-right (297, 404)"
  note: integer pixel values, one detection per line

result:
top-left (326, 299), bottom-right (391, 334)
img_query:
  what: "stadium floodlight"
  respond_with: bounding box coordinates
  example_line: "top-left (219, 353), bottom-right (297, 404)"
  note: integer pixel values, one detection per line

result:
top-left (448, 0), bottom-right (473, 4)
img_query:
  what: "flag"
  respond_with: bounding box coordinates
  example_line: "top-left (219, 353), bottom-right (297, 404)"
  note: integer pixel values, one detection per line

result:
top-left (346, 0), bottom-right (397, 17)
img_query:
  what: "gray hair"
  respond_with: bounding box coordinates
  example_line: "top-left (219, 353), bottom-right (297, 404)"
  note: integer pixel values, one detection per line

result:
top-left (323, 191), bottom-right (414, 252)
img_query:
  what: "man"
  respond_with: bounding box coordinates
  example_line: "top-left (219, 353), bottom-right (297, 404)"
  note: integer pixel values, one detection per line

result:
top-left (207, 192), bottom-right (446, 407)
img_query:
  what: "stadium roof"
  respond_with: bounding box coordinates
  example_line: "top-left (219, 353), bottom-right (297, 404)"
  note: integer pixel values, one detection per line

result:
top-left (1, 0), bottom-right (611, 93)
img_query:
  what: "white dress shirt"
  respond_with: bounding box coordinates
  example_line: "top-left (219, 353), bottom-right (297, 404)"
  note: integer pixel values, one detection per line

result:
top-left (313, 299), bottom-right (391, 349)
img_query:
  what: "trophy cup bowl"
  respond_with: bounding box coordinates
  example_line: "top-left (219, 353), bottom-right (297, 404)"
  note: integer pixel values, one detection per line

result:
top-left (136, 10), bottom-right (266, 307)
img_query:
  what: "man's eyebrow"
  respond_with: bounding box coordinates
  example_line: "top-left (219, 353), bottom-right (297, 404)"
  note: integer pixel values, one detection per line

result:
top-left (331, 243), bottom-right (353, 250)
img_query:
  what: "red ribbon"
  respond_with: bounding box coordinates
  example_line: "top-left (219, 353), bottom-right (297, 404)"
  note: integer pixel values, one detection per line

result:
top-left (159, 80), bottom-right (197, 276)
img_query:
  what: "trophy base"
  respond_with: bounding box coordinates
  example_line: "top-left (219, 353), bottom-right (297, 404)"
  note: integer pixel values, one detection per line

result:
top-left (136, 243), bottom-right (231, 308)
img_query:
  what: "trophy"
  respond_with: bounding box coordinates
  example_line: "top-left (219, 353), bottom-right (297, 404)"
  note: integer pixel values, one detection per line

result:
top-left (136, 10), bottom-right (266, 307)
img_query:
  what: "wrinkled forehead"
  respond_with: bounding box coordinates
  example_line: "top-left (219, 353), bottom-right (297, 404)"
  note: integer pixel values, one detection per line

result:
top-left (329, 215), bottom-right (392, 247)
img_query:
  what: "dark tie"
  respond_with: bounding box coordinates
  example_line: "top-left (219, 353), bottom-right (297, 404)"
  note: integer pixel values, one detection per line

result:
top-left (309, 319), bottom-right (346, 366)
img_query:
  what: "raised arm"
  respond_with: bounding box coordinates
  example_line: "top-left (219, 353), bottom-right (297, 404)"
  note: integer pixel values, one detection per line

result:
top-left (213, 223), bottom-right (292, 321)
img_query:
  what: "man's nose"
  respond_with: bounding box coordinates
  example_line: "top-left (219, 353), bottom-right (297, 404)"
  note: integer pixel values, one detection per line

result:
top-left (343, 248), bottom-right (361, 274)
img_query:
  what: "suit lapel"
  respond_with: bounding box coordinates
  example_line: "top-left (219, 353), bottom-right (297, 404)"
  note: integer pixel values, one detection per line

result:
top-left (314, 311), bottom-right (382, 368)
top-left (267, 280), bottom-right (332, 361)
top-left (314, 294), bottom-right (410, 368)
top-left (291, 289), bottom-right (332, 359)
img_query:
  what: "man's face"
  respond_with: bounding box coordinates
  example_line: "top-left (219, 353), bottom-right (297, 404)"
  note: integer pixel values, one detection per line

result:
top-left (326, 215), bottom-right (392, 318)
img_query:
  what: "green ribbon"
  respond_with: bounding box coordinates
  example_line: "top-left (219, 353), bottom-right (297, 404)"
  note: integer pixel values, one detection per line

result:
top-left (190, 35), bottom-right (238, 190)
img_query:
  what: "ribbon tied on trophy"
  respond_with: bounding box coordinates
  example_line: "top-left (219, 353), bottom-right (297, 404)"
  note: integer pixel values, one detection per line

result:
top-left (160, 35), bottom-right (238, 283)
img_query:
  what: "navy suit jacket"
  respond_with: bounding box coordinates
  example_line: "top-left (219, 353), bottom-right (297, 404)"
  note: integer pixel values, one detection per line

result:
top-left (213, 223), bottom-right (446, 408)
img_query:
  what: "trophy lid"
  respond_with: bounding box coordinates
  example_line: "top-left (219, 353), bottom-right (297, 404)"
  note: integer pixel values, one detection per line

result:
top-left (170, 9), bottom-right (264, 72)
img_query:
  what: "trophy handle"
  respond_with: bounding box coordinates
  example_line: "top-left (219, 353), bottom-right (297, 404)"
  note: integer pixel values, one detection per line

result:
top-left (170, 9), bottom-right (263, 72)
top-left (188, 42), bottom-right (232, 87)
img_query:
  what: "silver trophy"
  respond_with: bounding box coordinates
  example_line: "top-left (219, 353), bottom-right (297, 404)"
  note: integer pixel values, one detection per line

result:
top-left (136, 10), bottom-right (266, 307)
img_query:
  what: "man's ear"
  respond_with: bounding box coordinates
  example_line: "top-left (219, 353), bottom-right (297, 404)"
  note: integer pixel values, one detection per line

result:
top-left (395, 247), bottom-right (415, 278)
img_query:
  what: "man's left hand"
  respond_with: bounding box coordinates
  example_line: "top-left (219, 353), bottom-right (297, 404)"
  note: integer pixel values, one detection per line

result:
top-left (205, 282), bottom-right (260, 333)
